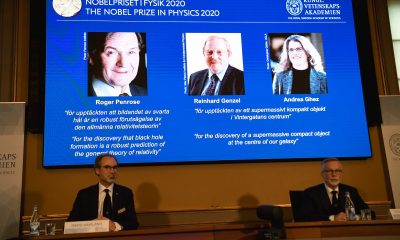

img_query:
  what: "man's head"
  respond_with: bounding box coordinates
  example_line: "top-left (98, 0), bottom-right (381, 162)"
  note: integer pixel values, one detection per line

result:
top-left (89, 32), bottom-right (144, 89)
top-left (94, 153), bottom-right (119, 187)
top-left (203, 36), bottom-right (232, 74)
top-left (320, 158), bottom-right (343, 189)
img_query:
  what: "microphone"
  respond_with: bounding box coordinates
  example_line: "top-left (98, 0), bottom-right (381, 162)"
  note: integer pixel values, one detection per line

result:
top-left (256, 205), bottom-right (286, 239)
top-left (256, 205), bottom-right (284, 228)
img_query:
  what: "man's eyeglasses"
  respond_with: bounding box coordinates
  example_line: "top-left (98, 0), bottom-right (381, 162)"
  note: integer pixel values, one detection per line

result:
top-left (204, 50), bottom-right (228, 56)
top-left (101, 165), bottom-right (118, 171)
top-left (288, 47), bottom-right (304, 53)
top-left (323, 169), bottom-right (343, 174)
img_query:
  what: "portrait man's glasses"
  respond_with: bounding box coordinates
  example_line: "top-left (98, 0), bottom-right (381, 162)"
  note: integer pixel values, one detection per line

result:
top-left (204, 50), bottom-right (228, 56)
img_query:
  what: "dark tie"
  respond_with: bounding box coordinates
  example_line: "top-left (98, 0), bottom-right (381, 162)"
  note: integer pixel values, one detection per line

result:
top-left (119, 93), bottom-right (129, 96)
top-left (205, 74), bottom-right (219, 95)
top-left (331, 190), bottom-right (339, 213)
top-left (103, 189), bottom-right (112, 219)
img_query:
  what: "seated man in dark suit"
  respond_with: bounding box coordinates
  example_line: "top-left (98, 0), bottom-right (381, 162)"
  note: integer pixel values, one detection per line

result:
top-left (189, 35), bottom-right (245, 96)
top-left (302, 158), bottom-right (369, 221)
top-left (67, 153), bottom-right (139, 231)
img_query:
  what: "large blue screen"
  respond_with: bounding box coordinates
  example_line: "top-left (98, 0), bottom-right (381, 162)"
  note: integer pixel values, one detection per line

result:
top-left (44, 0), bottom-right (371, 166)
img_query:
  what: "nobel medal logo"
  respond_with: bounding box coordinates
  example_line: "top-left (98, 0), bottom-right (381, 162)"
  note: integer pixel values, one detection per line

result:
top-left (286, 0), bottom-right (303, 16)
top-left (53, 0), bottom-right (82, 17)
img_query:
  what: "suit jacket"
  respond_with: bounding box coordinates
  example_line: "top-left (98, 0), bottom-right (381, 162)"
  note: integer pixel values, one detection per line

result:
top-left (189, 65), bottom-right (245, 96)
top-left (272, 67), bottom-right (327, 94)
top-left (89, 77), bottom-right (147, 97)
top-left (301, 183), bottom-right (369, 221)
top-left (67, 183), bottom-right (139, 230)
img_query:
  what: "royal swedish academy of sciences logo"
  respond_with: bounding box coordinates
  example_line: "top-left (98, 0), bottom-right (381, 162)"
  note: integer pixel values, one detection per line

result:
top-left (389, 133), bottom-right (400, 157)
top-left (286, 0), bottom-right (303, 16)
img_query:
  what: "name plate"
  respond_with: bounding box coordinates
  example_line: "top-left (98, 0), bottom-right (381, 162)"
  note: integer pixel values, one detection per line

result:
top-left (390, 209), bottom-right (400, 220)
top-left (64, 220), bottom-right (109, 234)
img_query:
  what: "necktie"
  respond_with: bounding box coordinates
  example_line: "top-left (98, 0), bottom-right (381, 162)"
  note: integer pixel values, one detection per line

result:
top-left (103, 189), bottom-right (112, 219)
top-left (331, 190), bottom-right (339, 212)
top-left (119, 93), bottom-right (129, 96)
top-left (205, 74), bottom-right (219, 96)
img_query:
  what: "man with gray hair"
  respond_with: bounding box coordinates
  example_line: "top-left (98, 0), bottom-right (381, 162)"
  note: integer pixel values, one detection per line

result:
top-left (302, 158), bottom-right (370, 221)
top-left (189, 35), bottom-right (245, 96)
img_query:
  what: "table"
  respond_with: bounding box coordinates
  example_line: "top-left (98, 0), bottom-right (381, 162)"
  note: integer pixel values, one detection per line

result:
top-left (285, 219), bottom-right (400, 239)
top-left (20, 223), bottom-right (260, 240)
top-left (20, 220), bottom-right (400, 239)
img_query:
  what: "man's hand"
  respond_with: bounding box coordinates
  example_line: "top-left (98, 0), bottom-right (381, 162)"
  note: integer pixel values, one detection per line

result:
top-left (96, 217), bottom-right (116, 231)
top-left (108, 220), bottom-right (116, 231)
top-left (334, 212), bottom-right (347, 221)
